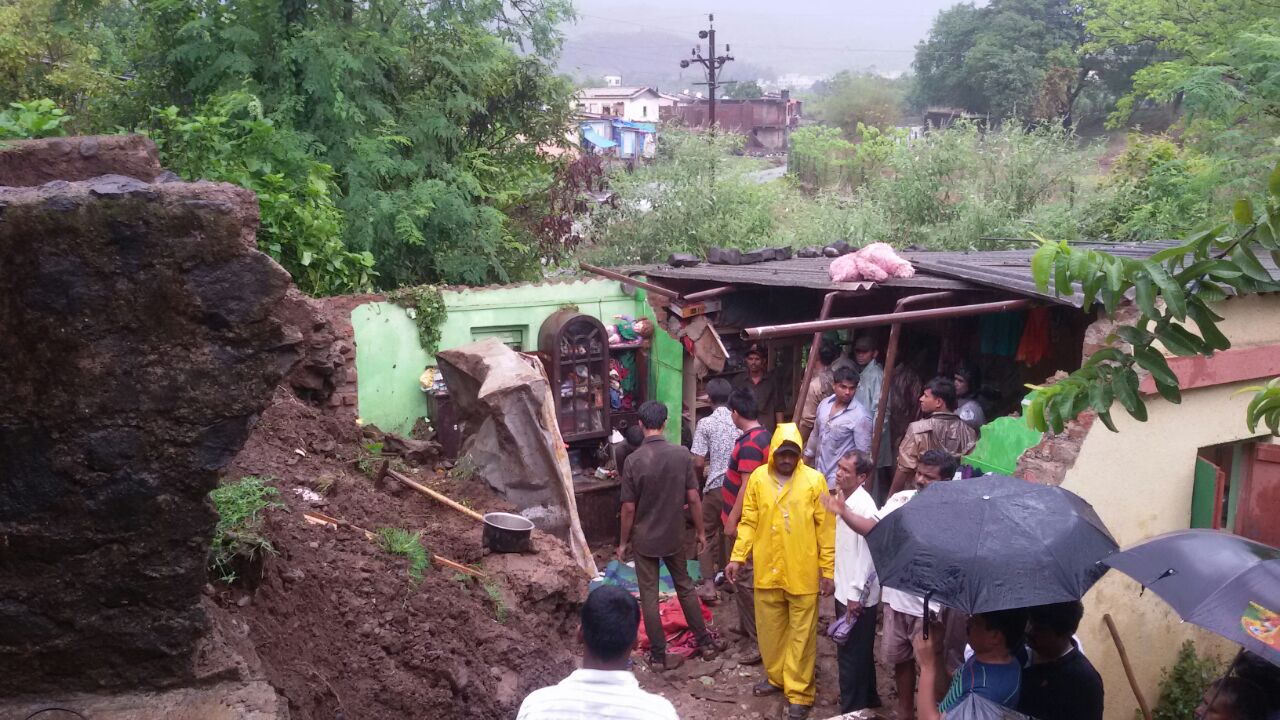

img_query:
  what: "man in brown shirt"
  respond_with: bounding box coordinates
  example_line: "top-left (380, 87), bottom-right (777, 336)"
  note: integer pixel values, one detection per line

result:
top-left (888, 376), bottom-right (978, 496)
top-left (733, 344), bottom-right (781, 431)
top-left (619, 400), bottom-right (726, 670)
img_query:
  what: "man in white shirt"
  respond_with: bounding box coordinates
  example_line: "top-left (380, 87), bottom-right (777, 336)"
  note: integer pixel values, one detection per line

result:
top-left (517, 585), bottom-right (679, 720)
top-left (825, 449), bottom-right (881, 713)
top-left (823, 447), bottom-right (956, 720)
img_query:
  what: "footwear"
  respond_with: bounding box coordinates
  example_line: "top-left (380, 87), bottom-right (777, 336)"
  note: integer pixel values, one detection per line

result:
top-left (647, 652), bottom-right (685, 672)
top-left (736, 649), bottom-right (762, 665)
top-left (786, 703), bottom-right (812, 719)
top-left (696, 635), bottom-right (728, 660)
top-left (752, 681), bottom-right (782, 697)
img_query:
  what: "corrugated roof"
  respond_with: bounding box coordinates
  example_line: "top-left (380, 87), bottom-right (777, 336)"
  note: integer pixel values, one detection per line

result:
top-left (576, 86), bottom-right (657, 100)
top-left (640, 241), bottom-right (1280, 305)
top-left (644, 256), bottom-right (979, 293)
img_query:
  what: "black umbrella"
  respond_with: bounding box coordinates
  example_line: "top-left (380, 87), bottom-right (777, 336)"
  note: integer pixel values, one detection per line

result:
top-left (1102, 529), bottom-right (1280, 666)
top-left (866, 474), bottom-right (1117, 614)
top-left (945, 693), bottom-right (1038, 720)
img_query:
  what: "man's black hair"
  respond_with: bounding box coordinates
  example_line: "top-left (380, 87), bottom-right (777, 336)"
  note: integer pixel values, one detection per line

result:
top-left (833, 365), bottom-right (861, 386)
top-left (728, 388), bottom-right (759, 420)
top-left (637, 400), bottom-right (668, 430)
top-left (841, 449), bottom-right (875, 476)
top-left (1232, 651), bottom-right (1280, 712)
top-left (707, 377), bottom-right (732, 405)
top-left (924, 376), bottom-right (959, 411)
top-left (623, 423), bottom-right (644, 448)
top-left (1210, 677), bottom-right (1269, 720)
top-left (953, 362), bottom-right (979, 390)
top-left (978, 607), bottom-right (1030, 654)
top-left (919, 448), bottom-right (958, 480)
top-left (581, 585), bottom-right (640, 662)
top-left (818, 341), bottom-right (840, 366)
top-left (1028, 601), bottom-right (1085, 637)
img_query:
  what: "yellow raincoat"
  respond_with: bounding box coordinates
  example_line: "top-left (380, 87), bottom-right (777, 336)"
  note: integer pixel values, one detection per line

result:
top-left (729, 423), bottom-right (835, 706)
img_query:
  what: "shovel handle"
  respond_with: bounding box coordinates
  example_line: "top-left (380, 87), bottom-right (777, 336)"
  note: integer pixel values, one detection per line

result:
top-left (1104, 613), bottom-right (1152, 720)
top-left (390, 469), bottom-right (486, 523)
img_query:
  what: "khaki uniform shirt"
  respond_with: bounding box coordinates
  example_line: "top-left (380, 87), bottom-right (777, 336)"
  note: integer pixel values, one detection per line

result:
top-left (896, 412), bottom-right (978, 472)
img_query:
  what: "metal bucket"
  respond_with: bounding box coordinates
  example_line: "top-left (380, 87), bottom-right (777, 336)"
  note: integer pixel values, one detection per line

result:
top-left (482, 512), bottom-right (534, 554)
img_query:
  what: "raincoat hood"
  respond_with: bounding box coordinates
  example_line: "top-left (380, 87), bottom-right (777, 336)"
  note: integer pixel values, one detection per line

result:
top-left (768, 422), bottom-right (805, 471)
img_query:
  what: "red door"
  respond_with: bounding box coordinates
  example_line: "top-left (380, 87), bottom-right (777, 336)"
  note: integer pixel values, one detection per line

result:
top-left (1237, 443), bottom-right (1280, 546)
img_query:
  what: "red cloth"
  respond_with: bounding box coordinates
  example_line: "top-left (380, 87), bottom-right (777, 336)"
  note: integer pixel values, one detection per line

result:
top-left (1015, 307), bottom-right (1051, 365)
top-left (635, 595), bottom-right (714, 657)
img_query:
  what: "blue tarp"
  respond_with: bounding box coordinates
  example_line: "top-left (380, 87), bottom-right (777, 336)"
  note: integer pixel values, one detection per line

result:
top-left (582, 126), bottom-right (617, 149)
top-left (589, 559), bottom-right (702, 594)
top-left (611, 119), bottom-right (657, 133)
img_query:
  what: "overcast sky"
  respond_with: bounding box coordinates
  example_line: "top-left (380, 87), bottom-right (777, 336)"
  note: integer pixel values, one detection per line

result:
top-left (562, 0), bottom-right (968, 77)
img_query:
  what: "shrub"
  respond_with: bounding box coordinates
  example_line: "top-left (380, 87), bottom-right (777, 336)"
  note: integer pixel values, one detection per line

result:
top-left (377, 527), bottom-right (430, 586)
top-left (1148, 640), bottom-right (1221, 720)
top-left (0, 99), bottom-right (72, 139)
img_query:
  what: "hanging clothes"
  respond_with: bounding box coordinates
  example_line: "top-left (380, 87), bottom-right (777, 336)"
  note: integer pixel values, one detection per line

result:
top-left (979, 311), bottom-right (1026, 358)
top-left (1015, 308), bottom-right (1051, 365)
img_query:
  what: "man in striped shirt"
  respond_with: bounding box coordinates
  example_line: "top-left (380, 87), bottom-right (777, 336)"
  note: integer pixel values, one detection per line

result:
top-left (517, 585), bottom-right (679, 720)
top-left (723, 388), bottom-right (771, 665)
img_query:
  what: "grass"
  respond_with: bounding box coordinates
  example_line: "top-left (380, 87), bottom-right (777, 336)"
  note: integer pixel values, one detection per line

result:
top-left (209, 475), bottom-right (282, 584)
top-left (357, 440), bottom-right (384, 476)
top-left (377, 527), bottom-right (430, 585)
top-left (483, 581), bottom-right (508, 624)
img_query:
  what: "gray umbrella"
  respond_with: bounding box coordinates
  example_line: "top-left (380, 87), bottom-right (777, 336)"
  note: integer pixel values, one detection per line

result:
top-left (1102, 529), bottom-right (1280, 666)
top-left (866, 474), bottom-right (1118, 614)
top-left (945, 693), bottom-right (1038, 720)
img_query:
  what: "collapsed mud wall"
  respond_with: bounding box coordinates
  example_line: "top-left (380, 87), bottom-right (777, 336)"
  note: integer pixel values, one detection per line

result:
top-left (0, 173), bottom-right (305, 694)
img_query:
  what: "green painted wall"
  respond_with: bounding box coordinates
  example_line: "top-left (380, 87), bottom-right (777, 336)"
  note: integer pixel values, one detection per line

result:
top-left (638, 289), bottom-right (684, 445)
top-left (353, 278), bottom-right (661, 435)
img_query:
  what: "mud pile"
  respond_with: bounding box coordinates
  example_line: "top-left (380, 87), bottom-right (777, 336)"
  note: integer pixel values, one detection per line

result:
top-left (216, 382), bottom-right (587, 719)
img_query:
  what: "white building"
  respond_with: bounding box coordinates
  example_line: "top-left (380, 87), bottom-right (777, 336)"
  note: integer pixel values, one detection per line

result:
top-left (575, 86), bottom-right (662, 123)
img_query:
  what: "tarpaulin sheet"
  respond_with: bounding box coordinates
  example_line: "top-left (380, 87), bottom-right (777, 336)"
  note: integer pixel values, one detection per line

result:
top-left (582, 127), bottom-right (617, 149)
top-left (436, 338), bottom-right (597, 577)
top-left (589, 558), bottom-right (703, 594)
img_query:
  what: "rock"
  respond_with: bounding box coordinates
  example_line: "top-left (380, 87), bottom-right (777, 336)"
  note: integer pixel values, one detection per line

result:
top-left (796, 246), bottom-right (822, 258)
top-left (668, 252), bottom-right (700, 267)
top-left (738, 250), bottom-right (765, 265)
top-left (707, 247), bottom-right (741, 265)
top-left (0, 176), bottom-right (301, 694)
top-left (823, 240), bottom-right (853, 257)
top-left (0, 680), bottom-right (290, 720)
top-left (0, 135), bottom-right (164, 186)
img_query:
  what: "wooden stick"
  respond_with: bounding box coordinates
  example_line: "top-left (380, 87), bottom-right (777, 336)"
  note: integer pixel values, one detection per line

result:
top-left (377, 461), bottom-right (486, 523)
top-left (301, 511), bottom-right (486, 579)
top-left (1104, 613), bottom-right (1153, 720)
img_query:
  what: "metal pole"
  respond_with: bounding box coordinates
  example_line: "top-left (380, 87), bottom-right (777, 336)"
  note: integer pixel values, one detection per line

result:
top-left (682, 285), bottom-right (737, 302)
top-left (708, 19), bottom-right (717, 128)
top-left (868, 292), bottom-right (957, 474)
top-left (579, 262), bottom-right (682, 300)
top-left (791, 291), bottom-right (842, 425)
top-left (743, 298), bottom-right (1035, 341)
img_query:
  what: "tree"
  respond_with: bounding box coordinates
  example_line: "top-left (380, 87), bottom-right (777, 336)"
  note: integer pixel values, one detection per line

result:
top-left (1023, 160), bottom-right (1280, 436)
top-left (808, 71), bottom-right (905, 138)
top-left (912, 0), bottom-right (1139, 124)
top-left (723, 80), bottom-right (764, 99)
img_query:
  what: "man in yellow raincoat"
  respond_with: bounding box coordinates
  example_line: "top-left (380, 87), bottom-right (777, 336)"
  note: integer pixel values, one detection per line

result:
top-left (725, 423), bottom-right (836, 720)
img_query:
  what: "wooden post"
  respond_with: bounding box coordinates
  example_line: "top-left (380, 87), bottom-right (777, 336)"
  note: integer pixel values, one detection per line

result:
top-left (1104, 613), bottom-right (1153, 720)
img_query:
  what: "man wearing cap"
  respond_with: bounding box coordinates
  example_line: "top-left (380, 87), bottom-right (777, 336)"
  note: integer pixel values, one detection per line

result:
top-left (726, 423), bottom-right (835, 720)
top-left (733, 344), bottom-right (780, 431)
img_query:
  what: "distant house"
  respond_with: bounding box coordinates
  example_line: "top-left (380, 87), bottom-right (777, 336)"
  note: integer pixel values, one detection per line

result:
top-left (661, 90), bottom-right (802, 154)
top-left (923, 106), bottom-right (986, 131)
top-left (575, 86), bottom-right (663, 123)
top-left (602, 75), bottom-right (622, 87)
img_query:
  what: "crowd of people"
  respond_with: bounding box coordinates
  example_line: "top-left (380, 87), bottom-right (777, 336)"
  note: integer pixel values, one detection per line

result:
top-left (518, 336), bottom-right (1278, 720)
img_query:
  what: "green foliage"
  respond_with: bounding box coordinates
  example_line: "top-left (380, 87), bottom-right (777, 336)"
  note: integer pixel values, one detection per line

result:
top-left (1148, 641), bottom-right (1221, 720)
top-left (581, 129), bottom-right (775, 264)
top-left (377, 527), bottom-right (430, 585)
top-left (146, 93), bottom-right (376, 296)
top-left (723, 80), bottom-right (764, 100)
top-left (1025, 159), bottom-right (1280, 435)
top-left (1243, 376), bottom-right (1280, 435)
top-left (387, 285), bottom-right (449, 354)
top-left (357, 441), bottom-right (385, 476)
top-left (807, 72), bottom-right (906, 138)
top-left (1082, 135), bottom-right (1221, 241)
top-left (483, 581), bottom-right (508, 623)
top-left (0, 99), bottom-right (73, 139)
top-left (209, 475), bottom-right (282, 584)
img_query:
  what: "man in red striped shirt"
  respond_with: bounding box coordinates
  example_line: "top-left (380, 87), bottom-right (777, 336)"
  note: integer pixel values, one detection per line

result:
top-left (722, 388), bottom-right (772, 665)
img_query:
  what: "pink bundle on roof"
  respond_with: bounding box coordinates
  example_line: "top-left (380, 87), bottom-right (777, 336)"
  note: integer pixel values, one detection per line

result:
top-left (828, 242), bottom-right (916, 282)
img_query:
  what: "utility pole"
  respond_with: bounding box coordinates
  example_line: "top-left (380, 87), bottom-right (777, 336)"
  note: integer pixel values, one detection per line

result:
top-left (679, 14), bottom-right (733, 128)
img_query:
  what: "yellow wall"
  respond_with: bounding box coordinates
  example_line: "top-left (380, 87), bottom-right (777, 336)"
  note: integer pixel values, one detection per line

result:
top-left (1061, 293), bottom-right (1280, 719)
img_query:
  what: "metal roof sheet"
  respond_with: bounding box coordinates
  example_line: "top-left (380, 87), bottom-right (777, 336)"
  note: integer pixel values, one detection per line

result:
top-left (640, 241), bottom-right (1280, 305)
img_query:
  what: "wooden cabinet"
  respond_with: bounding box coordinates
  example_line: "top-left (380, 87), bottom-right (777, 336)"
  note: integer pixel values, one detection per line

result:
top-left (539, 310), bottom-right (611, 442)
